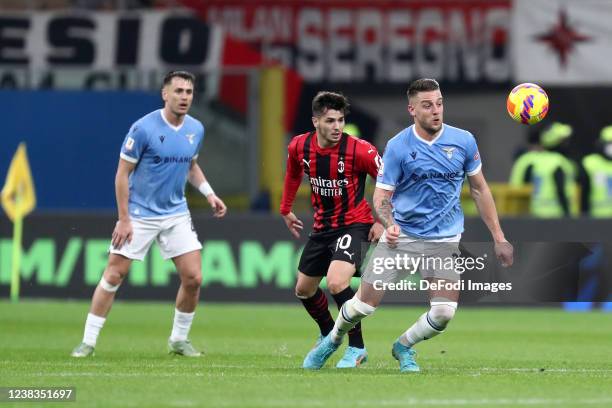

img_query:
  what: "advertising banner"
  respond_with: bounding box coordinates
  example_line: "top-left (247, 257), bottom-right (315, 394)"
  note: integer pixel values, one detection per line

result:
top-left (1, 214), bottom-right (610, 304)
top-left (0, 10), bottom-right (222, 90)
top-left (184, 0), bottom-right (512, 85)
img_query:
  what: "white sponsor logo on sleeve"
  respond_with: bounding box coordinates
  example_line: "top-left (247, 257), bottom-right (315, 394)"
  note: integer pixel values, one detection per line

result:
top-left (377, 160), bottom-right (384, 176)
top-left (125, 137), bottom-right (135, 151)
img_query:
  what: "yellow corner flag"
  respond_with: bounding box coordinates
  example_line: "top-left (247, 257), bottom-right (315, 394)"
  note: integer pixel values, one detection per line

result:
top-left (1, 142), bottom-right (36, 302)
top-left (2, 143), bottom-right (36, 221)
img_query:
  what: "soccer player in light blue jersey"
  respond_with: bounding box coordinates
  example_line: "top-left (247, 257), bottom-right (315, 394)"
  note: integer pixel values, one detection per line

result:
top-left (303, 78), bottom-right (514, 371)
top-left (71, 71), bottom-right (226, 358)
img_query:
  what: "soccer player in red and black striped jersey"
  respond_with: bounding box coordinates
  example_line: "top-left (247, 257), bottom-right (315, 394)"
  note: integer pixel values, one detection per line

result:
top-left (280, 91), bottom-right (383, 368)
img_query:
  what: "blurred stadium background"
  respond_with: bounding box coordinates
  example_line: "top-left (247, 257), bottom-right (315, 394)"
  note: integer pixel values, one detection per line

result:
top-left (0, 1), bottom-right (611, 407)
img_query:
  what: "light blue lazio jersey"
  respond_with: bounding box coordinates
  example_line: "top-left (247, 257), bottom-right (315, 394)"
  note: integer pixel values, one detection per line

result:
top-left (376, 124), bottom-right (481, 239)
top-left (119, 109), bottom-right (204, 218)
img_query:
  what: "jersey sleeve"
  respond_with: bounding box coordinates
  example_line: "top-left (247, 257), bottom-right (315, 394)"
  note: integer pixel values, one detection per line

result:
top-left (120, 123), bottom-right (147, 164)
top-left (356, 139), bottom-right (382, 179)
top-left (280, 137), bottom-right (303, 215)
top-left (193, 123), bottom-right (205, 160)
top-left (464, 133), bottom-right (482, 176)
top-left (376, 140), bottom-right (401, 191)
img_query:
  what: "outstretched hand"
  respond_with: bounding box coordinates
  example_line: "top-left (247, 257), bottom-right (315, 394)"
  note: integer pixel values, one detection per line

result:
top-left (207, 195), bottom-right (227, 218)
top-left (494, 240), bottom-right (514, 267)
top-left (112, 219), bottom-right (133, 249)
top-left (385, 224), bottom-right (401, 248)
top-left (368, 222), bottom-right (385, 242)
top-left (282, 212), bottom-right (304, 239)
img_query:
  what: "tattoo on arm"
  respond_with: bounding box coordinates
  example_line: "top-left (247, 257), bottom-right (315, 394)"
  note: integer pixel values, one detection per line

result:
top-left (376, 197), bottom-right (394, 229)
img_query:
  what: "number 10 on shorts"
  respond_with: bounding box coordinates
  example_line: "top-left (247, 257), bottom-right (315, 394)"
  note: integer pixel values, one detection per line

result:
top-left (335, 234), bottom-right (352, 252)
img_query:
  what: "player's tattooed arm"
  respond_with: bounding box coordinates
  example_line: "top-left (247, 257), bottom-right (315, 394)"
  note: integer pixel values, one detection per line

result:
top-left (373, 187), bottom-right (395, 228)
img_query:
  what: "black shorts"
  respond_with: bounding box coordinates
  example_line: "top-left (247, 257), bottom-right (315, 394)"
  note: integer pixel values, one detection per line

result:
top-left (298, 223), bottom-right (372, 277)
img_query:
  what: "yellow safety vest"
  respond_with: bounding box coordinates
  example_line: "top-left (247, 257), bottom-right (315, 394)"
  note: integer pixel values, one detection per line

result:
top-left (582, 153), bottom-right (612, 217)
top-left (510, 151), bottom-right (577, 217)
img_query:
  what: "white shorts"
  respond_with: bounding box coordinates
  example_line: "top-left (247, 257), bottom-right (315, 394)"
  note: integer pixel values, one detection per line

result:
top-left (109, 213), bottom-right (202, 261)
top-left (362, 231), bottom-right (462, 284)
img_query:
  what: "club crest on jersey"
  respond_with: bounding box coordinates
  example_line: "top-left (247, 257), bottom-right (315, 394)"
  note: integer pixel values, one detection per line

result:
top-left (338, 159), bottom-right (345, 173)
top-left (442, 147), bottom-right (456, 160)
top-left (186, 133), bottom-right (195, 144)
top-left (125, 136), bottom-right (135, 151)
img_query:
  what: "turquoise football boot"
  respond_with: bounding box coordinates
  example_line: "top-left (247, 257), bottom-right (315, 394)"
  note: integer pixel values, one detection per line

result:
top-left (336, 346), bottom-right (368, 368)
top-left (302, 334), bottom-right (340, 369)
top-left (391, 341), bottom-right (420, 372)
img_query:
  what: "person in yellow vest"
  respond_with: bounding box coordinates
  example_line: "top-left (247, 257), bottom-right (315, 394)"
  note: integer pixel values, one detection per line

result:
top-left (579, 126), bottom-right (612, 217)
top-left (509, 122), bottom-right (578, 217)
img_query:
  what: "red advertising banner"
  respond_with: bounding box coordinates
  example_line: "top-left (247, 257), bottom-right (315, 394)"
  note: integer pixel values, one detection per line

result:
top-left (182, 0), bottom-right (512, 84)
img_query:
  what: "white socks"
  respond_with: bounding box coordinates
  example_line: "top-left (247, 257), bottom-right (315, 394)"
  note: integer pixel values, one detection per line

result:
top-left (170, 309), bottom-right (195, 342)
top-left (330, 296), bottom-right (376, 344)
top-left (400, 302), bottom-right (457, 347)
top-left (81, 308), bottom-right (195, 347)
top-left (83, 313), bottom-right (106, 347)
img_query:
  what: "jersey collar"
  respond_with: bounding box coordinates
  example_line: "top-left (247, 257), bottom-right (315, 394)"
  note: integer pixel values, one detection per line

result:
top-left (411, 124), bottom-right (444, 146)
top-left (160, 109), bottom-right (185, 132)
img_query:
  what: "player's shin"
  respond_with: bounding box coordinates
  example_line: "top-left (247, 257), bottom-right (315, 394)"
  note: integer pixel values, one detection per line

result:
top-left (82, 277), bottom-right (119, 346)
top-left (332, 287), bottom-right (364, 348)
top-left (330, 296), bottom-right (376, 344)
top-left (298, 288), bottom-right (335, 336)
top-left (170, 309), bottom-right (195, 342)
top-left (83, 313), bottom-right (105, 347)
top-left (400, 302), bottom-right (457, 347)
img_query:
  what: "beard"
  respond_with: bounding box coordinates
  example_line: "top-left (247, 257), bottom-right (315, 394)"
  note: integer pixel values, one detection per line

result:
top-left (420, 120), bottom-right (441, 136)
top-left (316, 128), bottom-right (341, 146)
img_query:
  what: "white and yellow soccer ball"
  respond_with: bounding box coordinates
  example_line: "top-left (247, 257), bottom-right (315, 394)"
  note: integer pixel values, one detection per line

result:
top-left (506, 83), bottom-right (549, 125)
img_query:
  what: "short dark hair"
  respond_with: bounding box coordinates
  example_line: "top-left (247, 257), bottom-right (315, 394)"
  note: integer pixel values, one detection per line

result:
top-left (407, 78), bottom-right (440, 102)
top-left (312, 91), bottom-right (350, 117)
top-left (162, 70), bottom-right (196, 88)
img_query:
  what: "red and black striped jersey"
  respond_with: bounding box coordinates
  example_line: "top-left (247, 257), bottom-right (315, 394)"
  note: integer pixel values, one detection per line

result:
top-left (280, 131), bottom-right (381, 232)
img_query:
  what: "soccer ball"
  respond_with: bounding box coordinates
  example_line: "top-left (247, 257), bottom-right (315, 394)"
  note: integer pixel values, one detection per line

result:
top-left (506, 83), bottom-right (549, 125)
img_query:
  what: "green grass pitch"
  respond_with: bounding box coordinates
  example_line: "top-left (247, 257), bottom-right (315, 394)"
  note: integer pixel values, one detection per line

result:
top-left (1, 301), bottom-right (611, 407)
